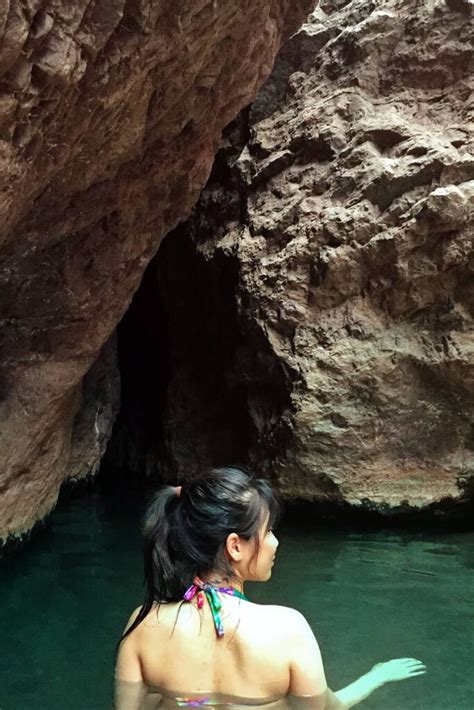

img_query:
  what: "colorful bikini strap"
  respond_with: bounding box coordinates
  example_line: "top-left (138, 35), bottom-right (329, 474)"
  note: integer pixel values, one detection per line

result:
top-left (183, 576), bottom-right (248, 637)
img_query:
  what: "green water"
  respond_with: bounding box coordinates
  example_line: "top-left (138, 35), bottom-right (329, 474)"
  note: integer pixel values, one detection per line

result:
top-left (0, 487), bottom-right (473, 710)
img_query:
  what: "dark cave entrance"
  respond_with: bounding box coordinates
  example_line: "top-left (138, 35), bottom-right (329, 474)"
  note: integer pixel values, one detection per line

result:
top-left (100, 226), bottom-right (255, 489)
top-left (100, 113), bottom-right (296, 494)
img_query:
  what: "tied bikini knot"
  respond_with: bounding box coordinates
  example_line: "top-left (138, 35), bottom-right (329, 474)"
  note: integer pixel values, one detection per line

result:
top-left (183, 576), bottom-right (239, 637)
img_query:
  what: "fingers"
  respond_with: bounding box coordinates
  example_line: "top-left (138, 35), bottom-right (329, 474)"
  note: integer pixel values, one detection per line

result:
top-left (385, 658), bottom-right (427, 678)
top-left (406, 665), bottom-right (427, 673)
top-left (405, 661), bottom-right (425, 668)
top-left (392, 658), bottom-right (426, 667)
top-left (406, 670), bottom-right (427, 677)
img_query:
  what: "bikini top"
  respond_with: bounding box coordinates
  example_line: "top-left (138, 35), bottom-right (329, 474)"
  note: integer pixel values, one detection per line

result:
top-left (153, 684), bottom-right (285, 707)
top-left (114, 679), bottom-right (286, 709)
top-left (182, 576), bottom-right (249, 638)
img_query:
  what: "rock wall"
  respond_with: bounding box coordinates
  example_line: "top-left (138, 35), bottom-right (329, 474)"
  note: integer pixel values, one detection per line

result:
top-left (164, 0), bottom-right (474, 511)
top-left (0, 0), bottom-right (315, 544)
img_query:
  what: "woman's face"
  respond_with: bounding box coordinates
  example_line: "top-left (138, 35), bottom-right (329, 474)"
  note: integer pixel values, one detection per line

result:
top-left (240, 509), bottom-right (279, 582)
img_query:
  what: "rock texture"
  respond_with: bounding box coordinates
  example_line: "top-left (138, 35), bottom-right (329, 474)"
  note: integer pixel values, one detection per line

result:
top-left (0, 0), bottom-right (315, 543)
top-left (159, 0), bottom-right (474, 511)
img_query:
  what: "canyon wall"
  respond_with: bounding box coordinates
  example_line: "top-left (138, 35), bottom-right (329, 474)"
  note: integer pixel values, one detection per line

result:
top-left (154, 0), bottom-right (474, 512)
top-left (0, 0), bottom-right (315, 544)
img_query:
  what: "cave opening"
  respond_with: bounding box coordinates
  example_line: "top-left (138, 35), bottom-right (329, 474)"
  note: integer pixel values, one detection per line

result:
top-left (99, 225), bottom-right (256, 493)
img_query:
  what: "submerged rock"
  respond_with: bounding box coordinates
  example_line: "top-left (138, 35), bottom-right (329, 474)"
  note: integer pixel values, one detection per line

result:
top-left (0, 0), bottom-right (315, 544)
top-left (159, 0), bottom-right (474, 511)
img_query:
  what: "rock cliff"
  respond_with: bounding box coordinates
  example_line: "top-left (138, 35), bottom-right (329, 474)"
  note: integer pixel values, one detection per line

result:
top-left (141, 0), bottom-right (474, 512)
top-left (0, 0), bottom-right (315, 544)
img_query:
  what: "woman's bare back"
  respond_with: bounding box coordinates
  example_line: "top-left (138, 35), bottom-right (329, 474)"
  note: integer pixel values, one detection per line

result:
top-left (134, 596), bottom-right (292, 698)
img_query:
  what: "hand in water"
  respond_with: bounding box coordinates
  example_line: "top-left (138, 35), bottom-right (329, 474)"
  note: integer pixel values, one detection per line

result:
top-left (370, 658), bottom-right (427, 684)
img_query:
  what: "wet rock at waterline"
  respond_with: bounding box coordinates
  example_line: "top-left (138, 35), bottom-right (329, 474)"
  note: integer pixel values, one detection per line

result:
top-left (155, 0), bottom-right (474, 511)
top-left (0, 0), bottom-right (315, 544)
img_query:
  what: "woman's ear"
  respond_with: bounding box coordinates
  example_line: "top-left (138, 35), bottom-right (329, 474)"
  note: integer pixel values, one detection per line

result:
top-left (225, 532), bottom-right (243, 562)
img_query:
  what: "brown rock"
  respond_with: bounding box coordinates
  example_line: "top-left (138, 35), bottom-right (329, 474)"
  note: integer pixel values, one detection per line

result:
top-left (0, 0), bottom-right (315, 544)
top-left (160, 0), bottom-right (474, 511)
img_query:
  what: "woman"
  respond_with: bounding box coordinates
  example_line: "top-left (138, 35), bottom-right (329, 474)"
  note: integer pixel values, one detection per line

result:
top-left (114, 467), bottom-right (426, 709)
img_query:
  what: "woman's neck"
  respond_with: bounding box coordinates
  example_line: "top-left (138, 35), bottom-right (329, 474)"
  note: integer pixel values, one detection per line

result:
top-left (201, 573), bottom-right (245, 594)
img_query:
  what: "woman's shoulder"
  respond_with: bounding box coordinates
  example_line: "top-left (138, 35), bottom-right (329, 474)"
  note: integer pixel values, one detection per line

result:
top-left (249, 600), bottom-right (305, 618)
top-left (122, 604), bottom-right (161, 638)
top-left (124, 606), bottom-right (144, 632)
top-left (123, 600), bottom-right (310, 642)
top-left (248, 602), bottom-right (309, 635)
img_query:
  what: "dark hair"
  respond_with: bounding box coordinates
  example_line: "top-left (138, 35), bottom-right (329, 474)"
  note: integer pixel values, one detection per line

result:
top-left (116, 466), bottom-right (281, 649)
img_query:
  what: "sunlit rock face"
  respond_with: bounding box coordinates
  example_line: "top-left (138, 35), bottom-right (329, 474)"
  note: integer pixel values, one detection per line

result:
top-left (171, 0), bottom-right (474, 511)
top-left (0, 0), bottom-right (315, 543)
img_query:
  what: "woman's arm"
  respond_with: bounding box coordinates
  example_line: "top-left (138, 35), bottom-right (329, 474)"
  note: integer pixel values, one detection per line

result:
top-left (335, 659), bottom-right (427, 708)
top-left (115, 607), bottom-right (144, 681)
top-left (286, 610), bottom-right (426, 709)
top-left (286, 610), bottom-right (347, 709)
top-left (334, 669), bottom-right (383, 707)
top-left (114, 679), bottom-right (149, 710)
top-left (114, 607), bottom-right (148, 710)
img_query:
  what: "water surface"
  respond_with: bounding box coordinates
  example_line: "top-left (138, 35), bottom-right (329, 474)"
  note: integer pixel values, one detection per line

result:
top-left (1, 487), bottom-right (472, 709)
